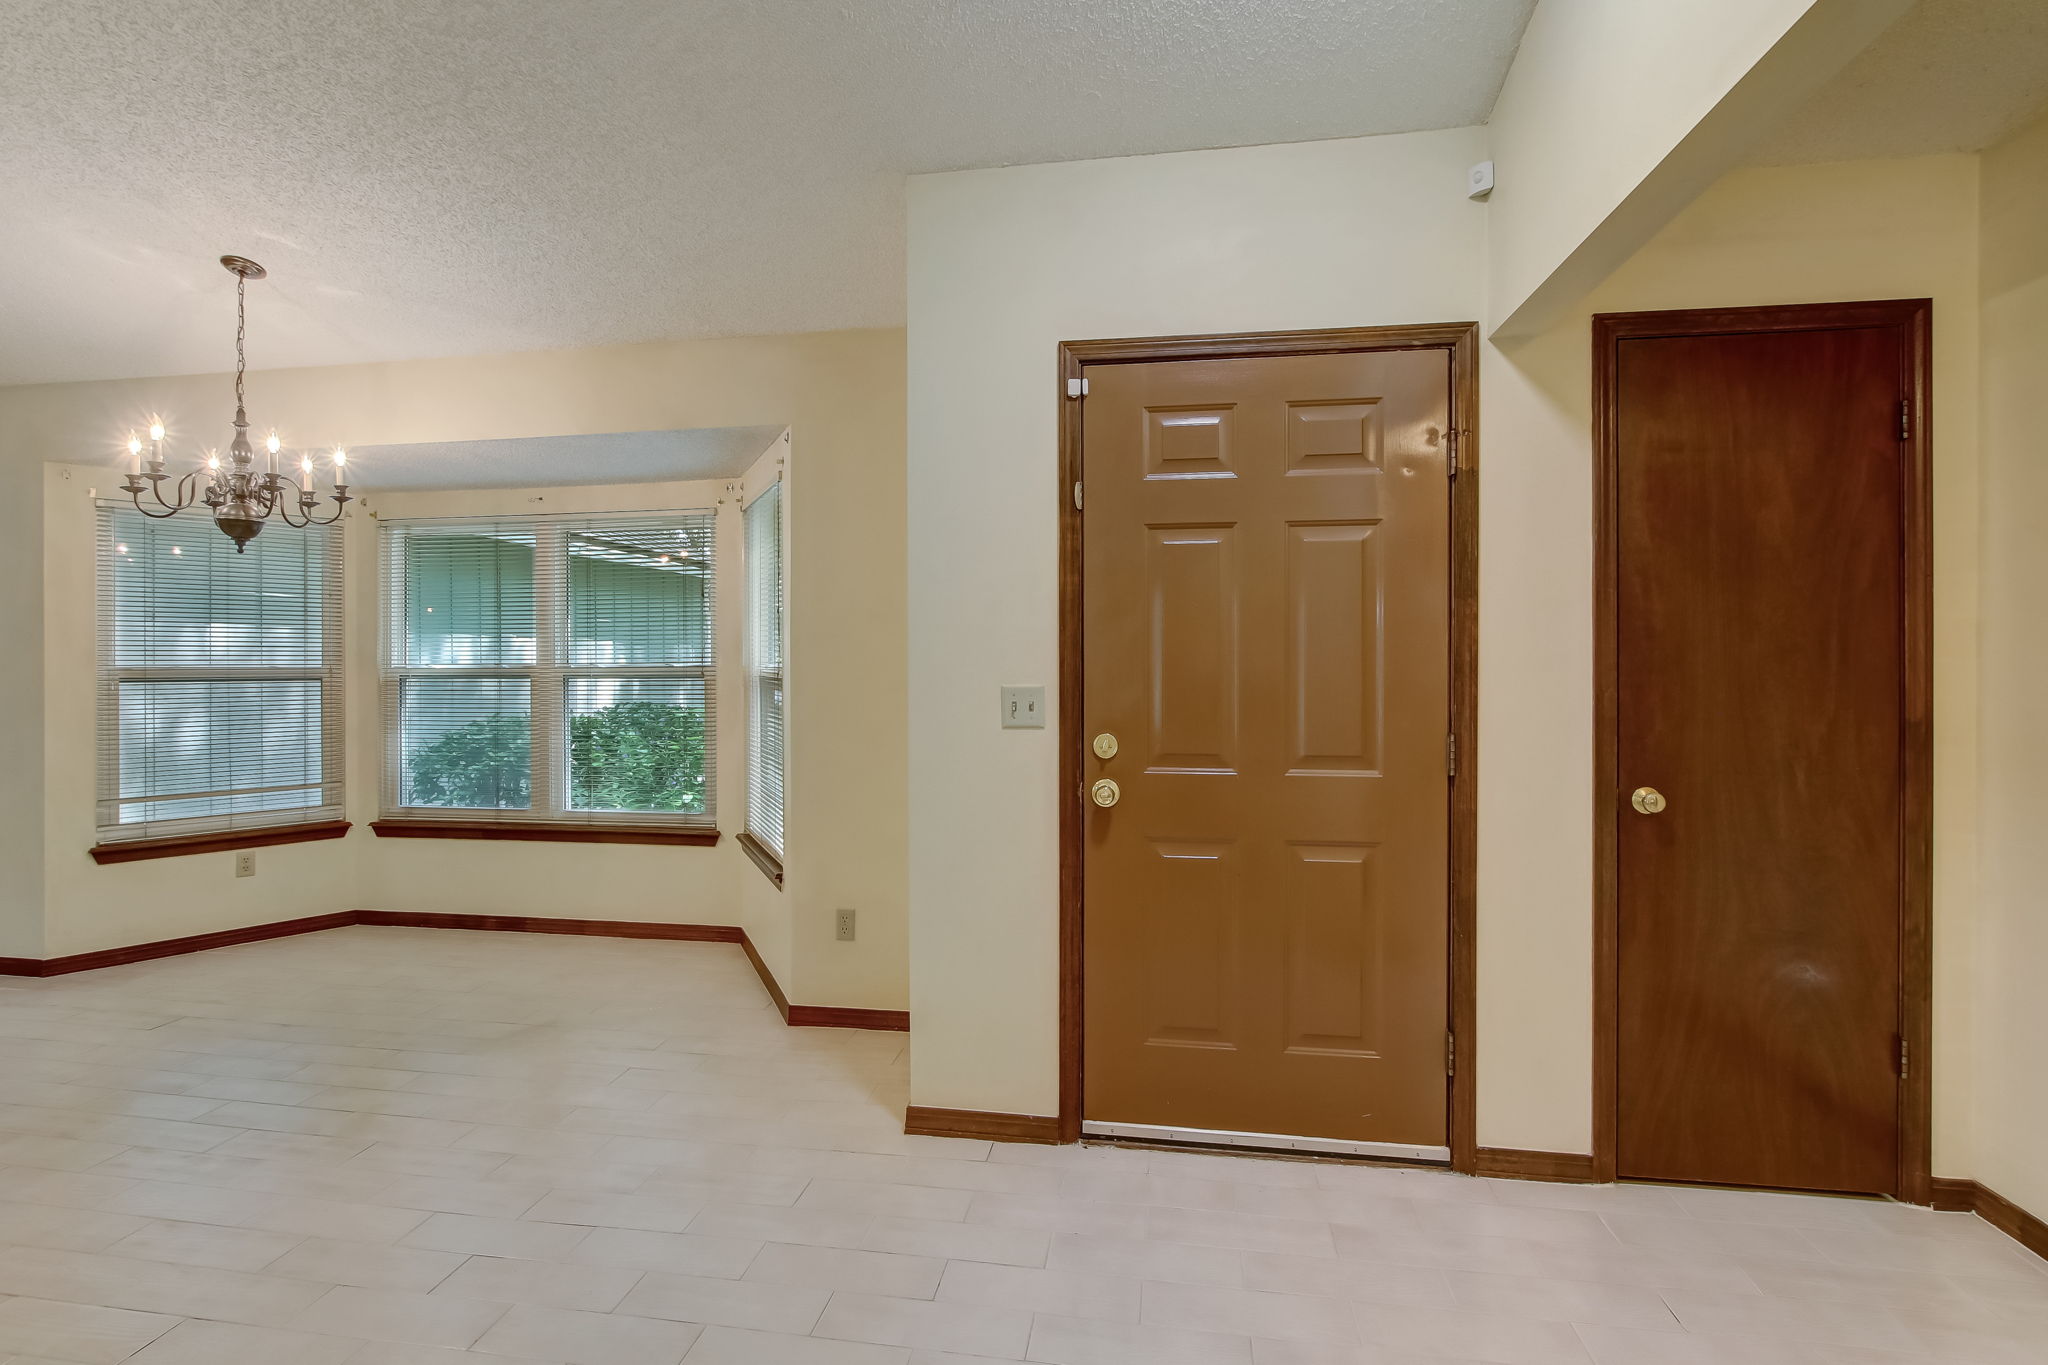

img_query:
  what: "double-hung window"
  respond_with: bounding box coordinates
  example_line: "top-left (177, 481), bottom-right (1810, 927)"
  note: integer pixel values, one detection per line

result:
top-left (95, 504), bottom-right (344, 849)
top-left (743, 482), bottom-right (786, 863)
top-left (379, 511), bottom-right (717, 835)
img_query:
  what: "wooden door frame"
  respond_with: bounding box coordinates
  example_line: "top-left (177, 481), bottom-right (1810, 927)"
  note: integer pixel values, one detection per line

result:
top-left (1591, 299), bottom-right (1934, 1201)
top-left (1055, 322), bottom-right (1481, 1171)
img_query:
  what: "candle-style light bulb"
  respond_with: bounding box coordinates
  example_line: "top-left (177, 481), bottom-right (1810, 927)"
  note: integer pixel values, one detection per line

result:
top-left (128, 435), bottom-right (142, 474)
top-left (300, 453), bottom-right (313, 476)
top-left (148, 420), bottom-right (165, 442)
top-left (206, 450), bottom-right (221, 471)
top-left (266, 432), bottom-right (281, 455)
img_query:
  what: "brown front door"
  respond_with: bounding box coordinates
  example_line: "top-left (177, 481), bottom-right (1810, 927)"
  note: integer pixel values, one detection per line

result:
top-left (1605, 308), bottom-right (1923, 1195)
top-left (1081, 347), bottom-right (1453, 1149)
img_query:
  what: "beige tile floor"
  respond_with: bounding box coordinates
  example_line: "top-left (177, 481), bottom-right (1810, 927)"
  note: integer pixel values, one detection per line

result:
top-left (1, 926), bottom-right (2043, 1364)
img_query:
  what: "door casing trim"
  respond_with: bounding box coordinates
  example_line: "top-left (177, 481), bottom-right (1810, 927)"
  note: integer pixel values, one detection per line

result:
top-left (1056, 323), bottom-right (1481, 1170)
top-left (1590, 298), bottom-right (1934, 1202)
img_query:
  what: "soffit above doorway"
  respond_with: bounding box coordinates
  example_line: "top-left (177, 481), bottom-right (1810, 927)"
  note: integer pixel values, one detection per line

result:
top-left (1751, 0), bottom-right (2048, 165)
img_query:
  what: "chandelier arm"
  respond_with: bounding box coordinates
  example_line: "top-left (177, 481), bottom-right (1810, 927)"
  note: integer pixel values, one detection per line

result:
top-left (141, 470), bottom-right (200, 515)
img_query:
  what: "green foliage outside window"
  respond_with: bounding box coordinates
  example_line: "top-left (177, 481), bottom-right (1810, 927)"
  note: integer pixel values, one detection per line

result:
top-left (404, 701), bottom-right (706, 812)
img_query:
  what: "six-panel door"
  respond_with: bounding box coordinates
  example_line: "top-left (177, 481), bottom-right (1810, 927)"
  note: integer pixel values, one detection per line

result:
top-left (1081, 349), bottom-right (1453, 1146)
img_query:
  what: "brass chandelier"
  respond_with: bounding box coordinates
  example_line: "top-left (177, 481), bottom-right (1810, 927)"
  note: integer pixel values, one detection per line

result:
top-left (120, 255), bottom-right (352, 552)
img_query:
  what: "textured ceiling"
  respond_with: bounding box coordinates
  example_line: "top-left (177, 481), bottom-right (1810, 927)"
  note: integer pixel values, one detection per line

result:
top-left (1751, 0), bottom-right (2048, 166)
top-left (347, 426), bottom-right (786, 493)
top-left (0, 0), bottom-right (1536, 385)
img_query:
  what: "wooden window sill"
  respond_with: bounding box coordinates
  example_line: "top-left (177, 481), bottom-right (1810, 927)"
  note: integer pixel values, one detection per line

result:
top-left (370, 820), bottom-right (719, 847)
top-left (91, 821), bottom-right (352, 865)
top-left (738, 831), bottom-right (785, 889)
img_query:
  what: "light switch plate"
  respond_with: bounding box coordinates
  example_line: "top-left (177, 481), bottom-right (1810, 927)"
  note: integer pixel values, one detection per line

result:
top-left (1001, 685), bottom-right (1046, 729)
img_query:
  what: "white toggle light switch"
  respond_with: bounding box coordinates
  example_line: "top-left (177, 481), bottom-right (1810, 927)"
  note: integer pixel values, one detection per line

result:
top-left (1001, 685), bottom-right (1046, 729)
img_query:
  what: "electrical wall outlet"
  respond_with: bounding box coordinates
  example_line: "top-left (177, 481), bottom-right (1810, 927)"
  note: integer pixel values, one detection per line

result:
top-left (835, 908), bottom-right (857, 942)
top-left (234, 852), bottom-right (255, 878)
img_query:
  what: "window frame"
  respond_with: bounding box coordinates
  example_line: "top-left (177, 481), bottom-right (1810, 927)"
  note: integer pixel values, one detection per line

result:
top-left (375, 510), bottom-right (720, 842)
top-left (740, 479), bottom-right (786, 885)
top-left (92, 502), bottom-right (347, 860)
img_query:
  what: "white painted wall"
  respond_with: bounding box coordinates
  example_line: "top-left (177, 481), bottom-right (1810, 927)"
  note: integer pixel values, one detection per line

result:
top-left (1974, 109), bottom-right (2048, 1218)
top-left (907, 128), bottom-right (1490, 1116)
top-left (1486, 0), bottom-right (1909, 333)
top-left (906, 131), bottom-right (1984, 1166)
top-left (3, 329), bottom-right (906, 1010)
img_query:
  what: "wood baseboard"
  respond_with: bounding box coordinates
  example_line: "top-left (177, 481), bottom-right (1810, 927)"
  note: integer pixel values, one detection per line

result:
top-left (355, 911), bottom-right (744, 942)
top-left (0, 911), bottom-right (912, 1032)
top-left (1930, 1177), bottom-right (2048, 1262)
top-left (0, 912), bottom-right (362, 978)
top-left (739, 932), bottom-right (793, 1019)
top-left (789, 1004), bottom-right (910, 1031)
top-left (905, 1106), bottom-right (1062, 1144)
top-left (1473, 1147), bottom-right (1600, 1183)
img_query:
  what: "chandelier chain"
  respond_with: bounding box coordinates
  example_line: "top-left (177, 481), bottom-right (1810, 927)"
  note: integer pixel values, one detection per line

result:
top-left (234, 271), bottom-right (246, 411)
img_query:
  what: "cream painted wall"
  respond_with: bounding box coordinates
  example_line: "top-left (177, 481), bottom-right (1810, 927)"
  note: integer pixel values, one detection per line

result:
top-left (3, 328), bottom-right (906, 1010)
top-left (351, 476), bottom-right (753, 936)
top-left (0, 458), bottom-right (46, 957)
top-left (906, 131), bottom-right (1985, 1165)
top-left (736, 434), bottom-right (796, 994)
top-left (1484, 154), bottom-right (1982, 1161)
top-left (40, 464), bottom-right (364, 957)
top-left (1486, 0), bottom-right (1908, 333)
top-left (1974, 110), bottom-right (2048, 1217)
top-left (906, 128), bottom-right (1491, 1116)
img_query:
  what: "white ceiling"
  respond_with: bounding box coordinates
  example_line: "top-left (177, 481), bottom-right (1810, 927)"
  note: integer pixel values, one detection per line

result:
top-left (0, 0), bottom-right (1537, 386)
top-left (1751, 0), bottom-right (2048, 166)
top-left (346, 426), bottom-right (786, 492)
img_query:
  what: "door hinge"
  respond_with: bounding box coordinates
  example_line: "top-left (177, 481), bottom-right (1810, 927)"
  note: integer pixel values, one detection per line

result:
top-left (1899, 397), bottom-right (1910, 442)
top-left (1446, 428), bottom-right (1459, 478)
top-left (1446, 1031), bottom-right (1456, 1077)
top-left (1446, 733), bottom-right (1457, 778)
top-left (1899, 1036), bottom-right (1909, 1079)
top-left (1072, 481), bottom-right (1084, 511)
top-left (1067, 376), bottom-right (1090, 399)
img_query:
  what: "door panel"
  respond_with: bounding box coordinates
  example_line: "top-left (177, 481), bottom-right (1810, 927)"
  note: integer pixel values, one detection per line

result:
top-left (1613, 323), bottom-right (1906, 1195)
top-left (1083, 349), bottom-right (1452, 1146)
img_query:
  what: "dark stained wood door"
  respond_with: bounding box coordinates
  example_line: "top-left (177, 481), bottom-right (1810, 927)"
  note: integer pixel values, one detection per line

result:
top-left (1081, 349), bottom-right (1453, 1148)
top-left (1613, 321), bottom-right (1910, 1194)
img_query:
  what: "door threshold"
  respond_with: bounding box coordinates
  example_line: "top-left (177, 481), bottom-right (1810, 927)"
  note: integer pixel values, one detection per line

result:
top-left (1082, 1120), bottom-right (1449, 1163)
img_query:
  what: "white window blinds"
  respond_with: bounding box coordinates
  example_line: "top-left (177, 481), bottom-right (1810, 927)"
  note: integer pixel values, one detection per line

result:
top-left (96, 504), bottom-right (345, 844)
top-left (381, 510), bottom-right (716, 827)
top-left (744, 482), bottom-right (786, 856)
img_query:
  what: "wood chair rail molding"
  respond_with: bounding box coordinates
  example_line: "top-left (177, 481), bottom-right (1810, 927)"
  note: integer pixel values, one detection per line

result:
top-left (369, 820), bottom-right (718, 847)
top-left (90, 820), bottom-right (351, 864)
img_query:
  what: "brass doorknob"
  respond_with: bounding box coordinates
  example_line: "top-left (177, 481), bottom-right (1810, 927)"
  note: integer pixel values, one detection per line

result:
top-left (1630, 786), bottom-right (1668, 815)
top-left (1090, 778), bottom-right (1121, 808)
